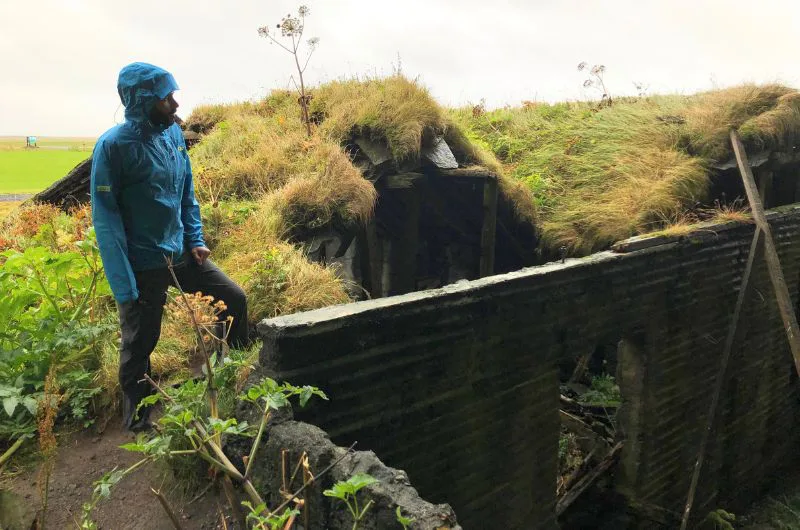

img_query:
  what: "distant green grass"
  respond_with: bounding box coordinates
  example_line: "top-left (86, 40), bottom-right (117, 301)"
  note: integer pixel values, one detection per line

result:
top-left (0, 136), bottom-right (95, 151)
top-left (0, 150), bottom-right (91, 193)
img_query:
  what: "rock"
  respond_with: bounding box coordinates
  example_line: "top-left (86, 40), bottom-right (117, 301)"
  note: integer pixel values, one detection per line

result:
top-left (0, 489), bottom-right (38, 530)
top-left (354, 137), bottom-right (392, 166)
top-left (226, 418), bottom-right (463, 529)
top-left (422, 136), bottom-right (458, 169)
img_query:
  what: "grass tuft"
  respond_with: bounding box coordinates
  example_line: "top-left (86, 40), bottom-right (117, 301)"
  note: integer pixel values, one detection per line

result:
top-left (221, 243), bottom-right (350, 322)
top-left (184, 75), bottom-right (532, 323)
top-left (452, 84), bottom-right (799, 255)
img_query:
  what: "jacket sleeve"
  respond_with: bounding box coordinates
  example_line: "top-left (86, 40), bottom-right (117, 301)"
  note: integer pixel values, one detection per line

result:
top-left (91, 139), bottom-right (139, 303)
top-left (177, 132), bottom-right (205, 249)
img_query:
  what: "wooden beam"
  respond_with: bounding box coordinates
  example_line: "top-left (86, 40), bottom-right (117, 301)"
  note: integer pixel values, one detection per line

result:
top-left (387, 186), bottom-right (421, 295)
top-left (360, 221), bottom-right (382, 299)
top-left (680, 227), bottom-right (762, 529)
top-left (681, 131), bottom-right (800, 528)
top-left (793, 167), bottom-right (800, 204)
top-left (556, 442), bottom-right (624, 516)
top-left (479, 176), bottom-right (498, 277)
top-left (730, 130), bottom-right (800, 375)
top-left (384, 172), bottom-right (425, 189)
top-left (757, 169), bottom-right (773, 208)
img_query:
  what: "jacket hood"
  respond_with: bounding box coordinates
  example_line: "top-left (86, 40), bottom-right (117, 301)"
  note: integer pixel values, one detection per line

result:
top-left (117, 62), bottom-right (179, 125)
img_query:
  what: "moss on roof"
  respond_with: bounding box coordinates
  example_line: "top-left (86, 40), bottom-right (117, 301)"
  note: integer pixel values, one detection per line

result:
top-left (185, 76), bottom-right (536, 321)
top-left (450, 84), bottom-right (800, 255)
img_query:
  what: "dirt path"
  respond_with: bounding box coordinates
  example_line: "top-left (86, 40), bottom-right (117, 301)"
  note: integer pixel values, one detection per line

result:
top-left (1, 418), bottom-right (230, 530)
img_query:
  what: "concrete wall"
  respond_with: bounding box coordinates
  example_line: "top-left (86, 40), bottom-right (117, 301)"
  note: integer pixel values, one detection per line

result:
top-left (257, 205), bottom-right (800, 529)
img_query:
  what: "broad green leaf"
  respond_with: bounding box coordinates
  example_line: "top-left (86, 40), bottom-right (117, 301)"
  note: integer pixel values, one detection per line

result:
top-left (323, 482), bottom-right (352, 499)
top-left (3, 396), bottom-right (19, 417)
top-left (299, 385), bottom-right (328, 407)
top-left (22, 397), bottom-right (38, 415)
top-left (119, 442), bottom-right (146, 453)
top-left (138, 394), bottom-right (162, 408)
top-left (345, 473), bottom-right (379, 492)
top-left (246, 386), bottom-right (261, 401)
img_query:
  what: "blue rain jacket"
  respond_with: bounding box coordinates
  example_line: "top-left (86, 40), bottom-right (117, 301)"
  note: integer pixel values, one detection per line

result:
top-left (91, 63), bottom-right (204, 303)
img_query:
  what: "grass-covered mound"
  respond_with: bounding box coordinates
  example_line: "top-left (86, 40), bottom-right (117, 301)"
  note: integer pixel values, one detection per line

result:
top-left (186, 76), bottom-right (536, 321)
top-left (451, 84), bottom-right (800, 254)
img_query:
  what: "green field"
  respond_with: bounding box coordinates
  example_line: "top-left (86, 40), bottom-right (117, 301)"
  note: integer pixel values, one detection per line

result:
top-left (0, 137), bottom-right (94, 194)
top-left (0, 136), bottom-right (95, 150)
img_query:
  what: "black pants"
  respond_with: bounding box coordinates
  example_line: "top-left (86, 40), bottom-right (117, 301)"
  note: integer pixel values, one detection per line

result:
top-left (118, 258), bottom-right (248, 430)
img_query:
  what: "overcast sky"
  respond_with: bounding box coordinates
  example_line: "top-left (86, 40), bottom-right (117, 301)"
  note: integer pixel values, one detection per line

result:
top-left (2, 0), bottom-right (799, 136)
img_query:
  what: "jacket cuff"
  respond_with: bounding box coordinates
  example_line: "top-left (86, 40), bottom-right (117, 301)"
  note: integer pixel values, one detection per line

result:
top-left (114, 290), bottom-right (139, 303)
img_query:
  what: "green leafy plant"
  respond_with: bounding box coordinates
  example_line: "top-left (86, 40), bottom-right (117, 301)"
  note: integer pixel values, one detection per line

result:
top-left (81, 259), bottom-right (332, 526)
top-left (242, 502), bottom-right (299, 530)
top-left (396, 506), bottom-right (415, 529)
top-left (0, 227), bottom-right (114, 445)
top-left (324, 473), bottom-right (379, 530)
top-left (80, 460), bottom-right (150, 529)
top-left (705, 508), bottom-right (736, 530)
top-left (579, 374), bottom-right (622, 406)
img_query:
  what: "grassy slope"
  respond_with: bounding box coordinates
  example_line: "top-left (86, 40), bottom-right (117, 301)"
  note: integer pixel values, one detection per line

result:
top-left (0, 150), bottom-right (91, 193)
top-left (451, 84), bottom-right (800, 255)
top-left (185, 76), bottom-right (536, 321)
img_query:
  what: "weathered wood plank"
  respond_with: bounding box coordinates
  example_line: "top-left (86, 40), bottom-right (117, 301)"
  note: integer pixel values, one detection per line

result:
top-left (731, 130), bottom-right (800, 374)
top-left (479, 176), bottom-right (498, 277)
top-left (680, 226), bottom-right (762, 529)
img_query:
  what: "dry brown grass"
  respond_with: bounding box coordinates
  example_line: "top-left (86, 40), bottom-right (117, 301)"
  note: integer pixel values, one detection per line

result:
top-left (683, 84), bottom-right (800, 161)
top-left (96, 290), bottom-right (236, 396)
top-left (183, 76), bottom-right (534, 322)
top-left (454, 83), bottom-right (798, 254)
top-left (0, 201), bottom-right (21, 221)
top-left (311, 76), bottom-right (447, 161)
top-left (653, 201), bottom-right (753, 239)
top-left (188, 76), bottom-right (531, 231)
top-left (221, 242), bottom-right (350, 323)
top-left (190, 112), bottom-right (376, 236)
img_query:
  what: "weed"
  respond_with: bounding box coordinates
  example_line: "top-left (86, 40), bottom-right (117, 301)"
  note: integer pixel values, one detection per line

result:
top-left (223, 243), bottom-right (350, 323)
top-left (81, 263), bottom-right (349, 529)
top-left (324, 473), bottom-right (379, 530)
top-left (257, 5), bottom-right (318, 137)
top-left (580, 374), bottom-right (622, 406)
top-left (706, 508), bottom-right (736, 529)
top-left (558, 430), bottom-right (583, 479)
top-left (396, 506), bottom-right (415, 529)
top-left (578, 62), bottom-right (612, 106)
top-left (0, 227), bottom-right (115, 446)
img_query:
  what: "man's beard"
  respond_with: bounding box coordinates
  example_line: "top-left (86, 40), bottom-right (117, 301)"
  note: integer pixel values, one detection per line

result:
top-left (149, 107), bottom-right (175, 127)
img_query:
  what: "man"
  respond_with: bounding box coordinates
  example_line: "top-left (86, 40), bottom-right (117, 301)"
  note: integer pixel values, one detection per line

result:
top-left (91, 62), bottom-right (248, 432)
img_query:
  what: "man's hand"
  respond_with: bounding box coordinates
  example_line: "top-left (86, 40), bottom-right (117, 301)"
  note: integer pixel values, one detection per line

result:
top-left (191, 246), bottom-right (211, 266)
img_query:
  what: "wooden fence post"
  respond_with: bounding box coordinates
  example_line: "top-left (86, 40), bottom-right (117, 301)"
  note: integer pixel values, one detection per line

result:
top-left (680, 130), bottom-right (800, 528)
top-left (730, 130), bottom-right (800, 374)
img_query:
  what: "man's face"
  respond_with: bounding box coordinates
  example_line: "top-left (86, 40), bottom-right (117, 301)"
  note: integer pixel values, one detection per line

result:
top-left (150, 92), bottom-right (179, 126)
